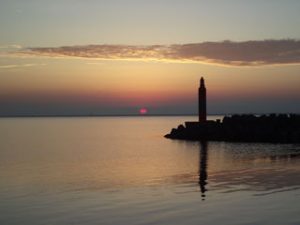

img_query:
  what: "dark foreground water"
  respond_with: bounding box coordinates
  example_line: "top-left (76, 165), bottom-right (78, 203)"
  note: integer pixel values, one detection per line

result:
top-left (0, 116), bottom-right (299, 225)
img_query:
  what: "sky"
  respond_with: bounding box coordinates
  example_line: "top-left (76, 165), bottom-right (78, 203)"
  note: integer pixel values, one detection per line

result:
top-left (0, 0), bottom-right (300, 115)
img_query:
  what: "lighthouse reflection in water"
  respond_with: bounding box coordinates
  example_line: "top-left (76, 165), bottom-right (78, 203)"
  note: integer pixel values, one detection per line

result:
top-left (199, 141), bottom-right (208, 200)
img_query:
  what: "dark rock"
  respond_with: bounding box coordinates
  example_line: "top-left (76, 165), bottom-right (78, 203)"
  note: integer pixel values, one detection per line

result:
top-left (165, 114), bottom-right (300, 143)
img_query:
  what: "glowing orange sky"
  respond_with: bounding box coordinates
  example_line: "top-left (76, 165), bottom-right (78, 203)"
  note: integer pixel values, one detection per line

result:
top-left (1, 57), bottom-right (299, 115)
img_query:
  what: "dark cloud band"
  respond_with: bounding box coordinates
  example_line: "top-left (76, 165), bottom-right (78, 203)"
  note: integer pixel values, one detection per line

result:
top-left (19, 39), bottom-right (300, 66)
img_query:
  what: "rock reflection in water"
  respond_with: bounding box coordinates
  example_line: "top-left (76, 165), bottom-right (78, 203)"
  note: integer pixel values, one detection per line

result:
top-left (177, 141), bottom-right (300, 199)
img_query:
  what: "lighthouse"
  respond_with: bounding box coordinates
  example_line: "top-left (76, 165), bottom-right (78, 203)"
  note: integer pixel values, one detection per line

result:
top-left (198, 77), bottom-right (207, 123)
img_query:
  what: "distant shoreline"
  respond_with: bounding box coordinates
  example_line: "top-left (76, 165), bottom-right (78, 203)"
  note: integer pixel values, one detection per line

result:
top-left (0, 114), bottom-right (209, 118)
top-left (0, 113), bottom-right (297, 118)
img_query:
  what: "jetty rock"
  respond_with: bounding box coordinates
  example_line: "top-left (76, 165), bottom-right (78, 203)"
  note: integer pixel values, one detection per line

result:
top-left (165, 114), bottom-right (300, 143)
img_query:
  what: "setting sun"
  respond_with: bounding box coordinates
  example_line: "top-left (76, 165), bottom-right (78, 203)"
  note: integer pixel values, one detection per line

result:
top-left (139, 108), bottom-right (148, 115)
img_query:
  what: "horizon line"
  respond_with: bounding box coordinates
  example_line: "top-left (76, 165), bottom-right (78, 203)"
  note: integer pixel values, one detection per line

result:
top-left (0, 113), bottom-right (299, 118)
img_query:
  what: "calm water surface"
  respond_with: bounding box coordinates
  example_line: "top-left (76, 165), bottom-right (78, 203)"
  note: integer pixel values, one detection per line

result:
top-left (0, 116), bottom-right (299, 225)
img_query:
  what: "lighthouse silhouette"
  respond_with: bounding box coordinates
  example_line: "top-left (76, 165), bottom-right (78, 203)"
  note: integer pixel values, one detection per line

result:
top-left (198, 77), bottom-right (207, 123)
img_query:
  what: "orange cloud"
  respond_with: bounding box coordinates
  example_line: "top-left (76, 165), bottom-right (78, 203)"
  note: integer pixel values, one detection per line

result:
top-left (0, 63), bottom-right (46, 69)
top-left (15, 39), bottom-right (300, 66)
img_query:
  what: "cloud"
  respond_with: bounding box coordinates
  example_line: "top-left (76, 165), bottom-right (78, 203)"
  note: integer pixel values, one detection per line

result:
top-left (14, 39), bottom-right (300, 66)
top-left (0, 44), bottom-right (23, 58)
top-left (0, 44), bottom-right (22, 49)
top-left (0, 63), bottom-right (46, 69)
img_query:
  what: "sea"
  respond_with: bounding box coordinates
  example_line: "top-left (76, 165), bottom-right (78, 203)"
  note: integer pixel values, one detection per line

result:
top-left (0, 116), bottom-right (299, 225)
